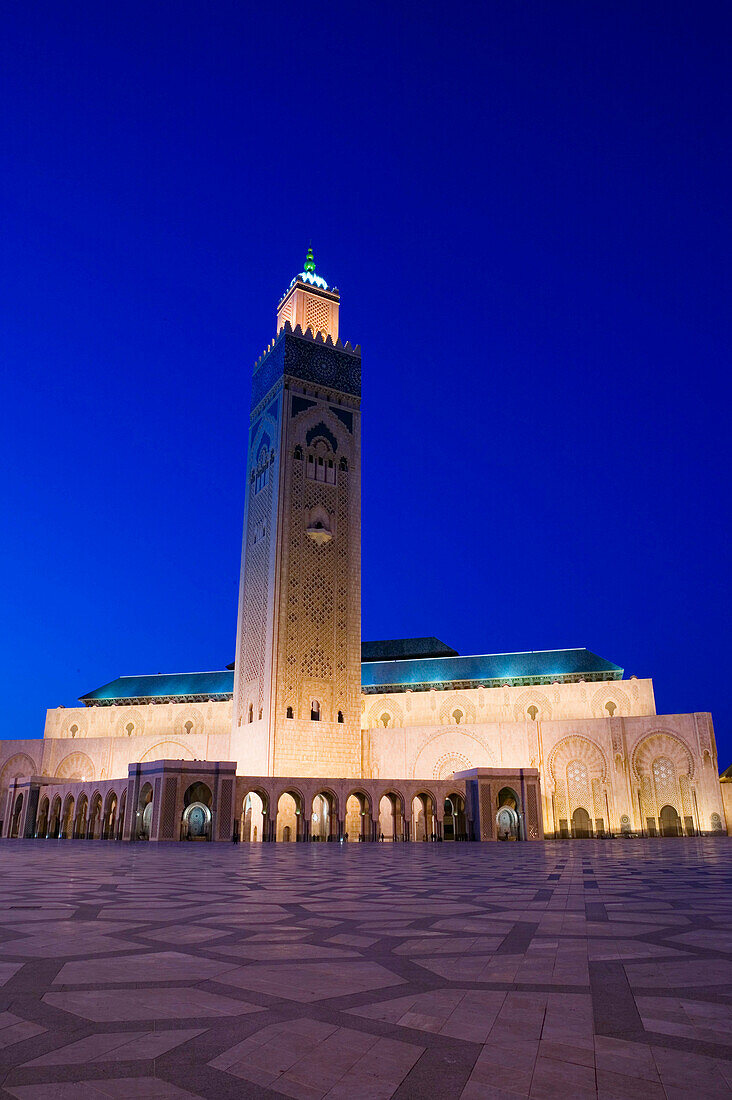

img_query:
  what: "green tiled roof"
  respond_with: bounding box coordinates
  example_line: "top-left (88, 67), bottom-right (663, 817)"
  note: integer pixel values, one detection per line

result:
top-left (80, 671), bottom-right (234, 703)
top-left (361, 637), bottom-right (458, 662)
top-left (81, 647), bottom-right (622, 704)
top-left (361, 648), bottom-right (622, 693)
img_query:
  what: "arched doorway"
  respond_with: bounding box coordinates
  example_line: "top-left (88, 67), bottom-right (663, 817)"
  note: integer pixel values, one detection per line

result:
top-left (496, 787), bottom-right (521, 840)
top-left (412, 793), bottom-right (436, 841)
top-left (182, 782), bottom-right (213, 841)
top-left (88, 793), bottom-right (103, 839)
top-left (311, 791), bottom-right (337, 841)
top-left (10, 794), bottom-right (23, 838)
top-left (61, 795), bottom-right (75, 840)
top-left (572, 806), bottom-right (592, 838)
top-left (444, 793), bottom-right (467, 841)
top-left (378, 792), bottom-right (403, 841)
top-left (345, 791), bottom-right (372, 841)
top-left (103, 792), bottom-right (118, 840)
top-left (49, 795), bottom-right (61, 839)
top-left (117, 789), bottom-right (127, 840)
top-left (75, 794), bottom-right (89, 840)
top-left (241, 790), bottom-right (266, 842)
top-left (137, 784), bottom-right (153, 840)
top-left (36, 796), bottom-right (49, 839)
top-left (659, 804), bottom-right (682, 837)
top-left (276, 791), bottom-right (303, 842)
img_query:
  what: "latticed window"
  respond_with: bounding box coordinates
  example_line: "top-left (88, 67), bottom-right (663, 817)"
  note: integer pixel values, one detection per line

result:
top-left (566, 759), bottom-right (590, 813)
top-left (652, 756), bottom-right (677, 808)
top-left (567, 760), bottom-right (588, 786)
top-left (305, 297), bottom-right (330, 336)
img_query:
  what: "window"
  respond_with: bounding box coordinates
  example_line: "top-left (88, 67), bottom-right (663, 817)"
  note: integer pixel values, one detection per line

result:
top-left (337, 710), bottom-right (344, 723)
top-left (527, 705), bottom-right (539, 721)
top-left (248, 704), bottom-right (254, 724)
top-left (184, 720), bottom-right (193, 734)
top-left (258, 708), bottom-right (263, 720)
top-left (254, 464), bottom-right (269, 494)
top-left (126, 723), bottom-right (134, 737)
top-left (294, 445), bottom-right (303, 460)
top-left (452, 709), bottom-right (463, 725)
top-left (70, 724), bottom-right (78, 738)
top-left (605, 700), bottom-right (617, 716)
top-left (311, 700), bottom-right (320, 721)
top-left (286, 706), bottom-right (293, 719)
top-left (339, 457), bottom-right (348, 472)
top-left (306, 443), bottom-right (337, 484)
top-left (253, 445), bottom-right (271, 494)
top-left (381, 713), bottom-right (390, 728)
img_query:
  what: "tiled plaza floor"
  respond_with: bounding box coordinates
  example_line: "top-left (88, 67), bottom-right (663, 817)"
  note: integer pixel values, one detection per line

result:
top-left (0, 839), bottom-right (730, 1099)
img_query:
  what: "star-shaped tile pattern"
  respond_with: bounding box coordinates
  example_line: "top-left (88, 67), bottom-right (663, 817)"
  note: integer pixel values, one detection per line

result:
top-left (0, 837), bottom-right (730, 1098)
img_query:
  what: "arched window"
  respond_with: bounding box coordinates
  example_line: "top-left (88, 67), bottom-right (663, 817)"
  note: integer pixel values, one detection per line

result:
top-left (184, 720), bottom-right (193, 735)
top-left (337, 710), bottom-right (344, 723)
top-left (311, 700), bottom-right (320, 721)
top-left (339, 457), bottom-right (348, 472)
top-left (253, 445), bottom-right (270, 494)
top-left (306, 441), bottom-right (337, 484)
top-left (70, 724), bottom-right (78, 738)
top-left (248, 704), bottom-right (254, 724)
top-left (286, 706), bottom-right (293, 719)
top-left (527, 705), bottom-right (539, 721)
top-left (605, 700), bottom-right (617, 716)
top-left (258, 708), bottom-right (263, 720)
top-left (381, 713), bottom-right (390, 728)
top-left (126, 723), bottom-right (134, 737)
top-left (452, 709), bottom-right (463, 725)
top-left (294, 445), bottom-right (303, 460)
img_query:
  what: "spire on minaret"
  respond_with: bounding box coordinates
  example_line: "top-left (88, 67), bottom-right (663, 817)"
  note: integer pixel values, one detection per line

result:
top-left (276, 245), bottom-right (340, 340)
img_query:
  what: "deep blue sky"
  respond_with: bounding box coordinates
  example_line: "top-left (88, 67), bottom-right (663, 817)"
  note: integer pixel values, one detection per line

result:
top-left (1, 2), bottom-right (730, 764)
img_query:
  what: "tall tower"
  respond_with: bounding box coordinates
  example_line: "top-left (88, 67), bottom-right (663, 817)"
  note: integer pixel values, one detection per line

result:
top-left (232, 251), bottom-right (362, 777)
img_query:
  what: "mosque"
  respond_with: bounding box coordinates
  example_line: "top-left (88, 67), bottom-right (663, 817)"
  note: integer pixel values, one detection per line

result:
top-left (1, 252), bottom-right (729, 844)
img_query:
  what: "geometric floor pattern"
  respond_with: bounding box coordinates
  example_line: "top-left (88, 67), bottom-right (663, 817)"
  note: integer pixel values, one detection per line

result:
top-left (0, 837), bottom-right (730, 1098)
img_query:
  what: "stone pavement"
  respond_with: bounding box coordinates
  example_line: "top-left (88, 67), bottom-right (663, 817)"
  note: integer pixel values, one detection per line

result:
top-left (0, 839), bottom-right (730, 1099)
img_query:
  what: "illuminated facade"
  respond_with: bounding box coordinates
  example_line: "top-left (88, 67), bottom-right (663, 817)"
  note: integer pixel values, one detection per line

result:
top-left (0, 253), bottom-right (728, 841)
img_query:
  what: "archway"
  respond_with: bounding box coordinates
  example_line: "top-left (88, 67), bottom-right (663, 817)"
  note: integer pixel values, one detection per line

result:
top-left (571, 806), bottom-right (592, 838)
top-left (10, 793), bottom-right (23, 838)
top-left (412, 792), bottom-right (436, 841)
top-left (276, 790), bottom-right (303, 842)
top-left (443, 793), bottom-right (467, 841)
top-left (137, 783), bottom-right (153, 840)
top-left (311, 791), bottom-right (337, 841)
top-left (88, 793), bottom-right (103, 839)
top-left (36, 796), bottom-right (49, 839)
top-left (241, 790), bottom-right (267, 842)
top-left (75, 794), bottom-right (89, 840)
top-left (345, 790), bottom-right (372, 841)
top-left (49, 795), bottom-right (62, 839)
top-left (496, 787), bottom-right (521, 841)
top-left (61, 795), bottom-right (75, 839)
top-left (182, 782), bottom-right (213, 841)
top-left (103, 791), bottom-right (118, 840)
top-left (378, 792), bottom-right (403, 841)
top-left (659, 804), bottom-right (682, 837)
top-left (117, 789), bottom-right (127, 840)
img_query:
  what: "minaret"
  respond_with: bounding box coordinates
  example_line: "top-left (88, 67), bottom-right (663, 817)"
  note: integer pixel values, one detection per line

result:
top-left (232, 250), bottom-right (362, 778)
